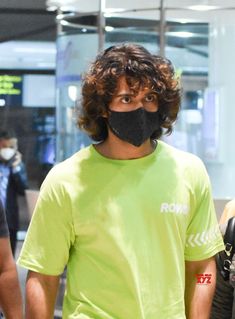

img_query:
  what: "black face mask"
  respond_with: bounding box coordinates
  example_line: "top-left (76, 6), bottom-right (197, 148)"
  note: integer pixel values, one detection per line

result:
top-left (107, 107), bottom-right (159, 147)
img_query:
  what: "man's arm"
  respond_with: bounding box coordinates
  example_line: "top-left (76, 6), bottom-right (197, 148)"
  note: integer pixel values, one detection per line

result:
top-left (185, 257), bottom-right (216, 319)
top-left (25, 270), bottom-right (60, 319)
top-left (0, 238), bottom-right (23, 319)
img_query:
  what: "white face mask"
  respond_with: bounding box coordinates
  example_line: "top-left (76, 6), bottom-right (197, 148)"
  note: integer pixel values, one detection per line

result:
top-left (0, 148), bottom-right (15, 161)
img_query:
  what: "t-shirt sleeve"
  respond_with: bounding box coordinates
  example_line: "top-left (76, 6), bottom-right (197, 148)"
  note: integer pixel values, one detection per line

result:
top-left (184, 160), bottom-right (224, 261)
top-left (0, 200), bottom-right (9, 238)
top-left (17, 167), bottom-right (76, 275)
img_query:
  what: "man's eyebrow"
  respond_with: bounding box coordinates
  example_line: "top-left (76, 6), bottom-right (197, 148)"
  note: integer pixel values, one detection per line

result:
top-left (115, 92), bottom-right (134, 97)
top-left (146, 90), bottom-right (158, 94)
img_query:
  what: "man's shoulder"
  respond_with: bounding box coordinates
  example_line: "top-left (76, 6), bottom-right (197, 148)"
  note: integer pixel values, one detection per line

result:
top-left (158, 140), bottom-right (204, 167)
top-left (45, 145), bottom-right (92, 180)
top-left (63, 145), bottom-right (92, 165)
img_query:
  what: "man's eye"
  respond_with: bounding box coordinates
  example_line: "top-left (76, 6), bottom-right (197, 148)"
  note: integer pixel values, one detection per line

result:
top-left (145, 94), bottom-right (156, 102)
top-left (121, 96), bottom-right (131, 104)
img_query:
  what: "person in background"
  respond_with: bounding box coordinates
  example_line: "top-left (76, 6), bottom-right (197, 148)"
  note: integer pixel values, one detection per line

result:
top-left (0, 130), bottom-right (28, 256)
top-left (219, 200), bottom-right (235, 226)
top-left (18, 43), bottom-right (224, 319)
top-left (0, 199), bottom-right (23, 318)
top-left (211, 199), bottom-right (235, 319)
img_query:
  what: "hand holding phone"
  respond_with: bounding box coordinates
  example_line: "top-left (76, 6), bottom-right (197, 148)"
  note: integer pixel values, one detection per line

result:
top-left (10, 151), bottom-right (22, 168)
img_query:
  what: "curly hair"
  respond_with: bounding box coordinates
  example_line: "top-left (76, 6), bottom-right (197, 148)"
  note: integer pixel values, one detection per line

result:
top-left (78, 43), bottom-right (181, 141)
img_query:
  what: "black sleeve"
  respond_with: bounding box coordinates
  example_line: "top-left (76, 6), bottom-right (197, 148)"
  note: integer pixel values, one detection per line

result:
top-left (0, 200), bottom-right (9, 237)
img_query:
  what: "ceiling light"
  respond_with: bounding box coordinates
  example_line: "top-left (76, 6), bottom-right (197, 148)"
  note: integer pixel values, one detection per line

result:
top-left (104, 13), bottom-right (112, 18)
top-left (68, 86), bottom-right (78, 102)
top-left (105, 26), bottom-right (114, 32)
top-left (46, 6), bottom-right (58, 12)
top-left (178, 19), bottom-right (192, 24)
top-left (188, 5), bottom-right (219, 11)
top-left (60, 6), bottom-right (75, 12)
top-left (60, 20), bottom-right (69, 26)
top-left (104, 8), bottom-right (126, 14)
top-left (104, 8), bottom-right (126, 18)
top-left (167, 31), bottom-right (194, 38)
top-left (56, 13), bottom-right (64, 20)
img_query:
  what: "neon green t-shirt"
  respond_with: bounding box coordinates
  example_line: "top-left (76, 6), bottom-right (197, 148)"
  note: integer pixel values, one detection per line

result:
top-left (18, 141), bottom-right (224, 319)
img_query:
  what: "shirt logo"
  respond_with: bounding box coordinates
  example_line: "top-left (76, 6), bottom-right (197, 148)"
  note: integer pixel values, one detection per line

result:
top-left (160, 202), bottom-right (189, 215)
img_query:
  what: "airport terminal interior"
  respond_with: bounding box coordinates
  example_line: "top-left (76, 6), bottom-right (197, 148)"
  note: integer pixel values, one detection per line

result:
top-left (1, 0), bottom-right (235, 317)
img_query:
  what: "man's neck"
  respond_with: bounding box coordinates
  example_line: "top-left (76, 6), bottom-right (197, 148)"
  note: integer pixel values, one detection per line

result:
top-left (94, 132), bottom-right (156, 160)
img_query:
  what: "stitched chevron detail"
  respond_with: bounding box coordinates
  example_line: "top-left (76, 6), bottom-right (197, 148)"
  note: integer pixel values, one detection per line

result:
top-left (186, 225), bottom-right (220, 248)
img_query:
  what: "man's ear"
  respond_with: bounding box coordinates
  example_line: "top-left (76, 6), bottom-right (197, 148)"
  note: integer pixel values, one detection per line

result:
top-left (102, 109), bottom-right (109, 118)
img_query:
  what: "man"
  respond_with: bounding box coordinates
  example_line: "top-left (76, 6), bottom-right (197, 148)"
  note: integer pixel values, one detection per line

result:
top-left (18, 43), bottom-right (224, 318)
top-left (0, 130), bottom-right (28, 255)
top-left (0, 199), bottom-right (23, 318)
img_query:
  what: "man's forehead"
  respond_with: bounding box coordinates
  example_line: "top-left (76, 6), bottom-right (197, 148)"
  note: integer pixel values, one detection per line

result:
top-left (0, 138), bottom-right (17, 148)
top-left (116, 76), bottom-right (153, 92)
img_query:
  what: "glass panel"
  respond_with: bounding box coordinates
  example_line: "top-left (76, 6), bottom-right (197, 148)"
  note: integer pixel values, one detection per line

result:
top-left (162, 19), bottom-right (208, 159)
top-left (56, 32), bottom-right (98, 161)
top-left (164, 6), bottom-right (235, 198)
